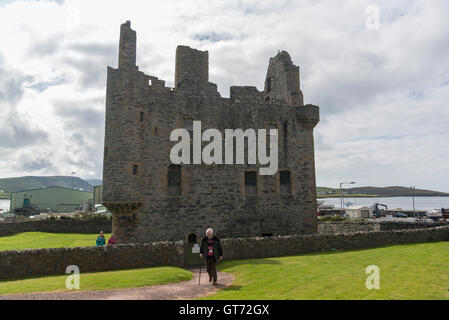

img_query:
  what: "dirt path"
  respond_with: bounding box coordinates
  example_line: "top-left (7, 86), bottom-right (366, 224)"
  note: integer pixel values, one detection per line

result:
top-left (0, 269), bottom-right (234, 300)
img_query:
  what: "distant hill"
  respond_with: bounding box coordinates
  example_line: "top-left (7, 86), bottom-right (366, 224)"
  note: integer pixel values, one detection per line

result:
top-left (86, 179), bottom-right (102, 187)
top-left (317, 186), bottom-right (449, 198)
top-left (0, 176), bottom-right (94, 193)
top-left (348, 186), bottom-right (449, 197)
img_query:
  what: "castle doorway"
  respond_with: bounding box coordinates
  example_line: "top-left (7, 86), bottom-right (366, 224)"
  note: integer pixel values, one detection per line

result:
top-left (184, 233), bottom-right (202, 267)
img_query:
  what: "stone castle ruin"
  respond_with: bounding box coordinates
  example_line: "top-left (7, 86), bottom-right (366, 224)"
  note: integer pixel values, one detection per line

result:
top-left (103, 21), bottom-right (320, 244)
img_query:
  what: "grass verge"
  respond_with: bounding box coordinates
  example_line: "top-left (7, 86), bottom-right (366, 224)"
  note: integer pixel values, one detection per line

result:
top-left (0, 267), bottom-right (193, 295)
top-left (203, 242), bottom-right (449, 300)
top-left (0, 232), bottom-right (111, 251)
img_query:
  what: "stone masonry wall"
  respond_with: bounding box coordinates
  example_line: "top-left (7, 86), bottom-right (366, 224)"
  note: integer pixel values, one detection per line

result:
top-left (1, 226), bottom-right (448, 280)
top-left (103, 21), bottom-right (320, 244)
top-left (222, 226), bottom-right (449, 261)
top-left (0, 219), bottom-right (112, 237)
top-left (0, 242), bottom-right (183, 280)
top-left (318, 221), bottom-right (449, 235)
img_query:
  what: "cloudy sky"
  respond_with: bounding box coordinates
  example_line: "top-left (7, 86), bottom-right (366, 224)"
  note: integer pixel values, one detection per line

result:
top-left (0, 0), bottom-right (448, 192)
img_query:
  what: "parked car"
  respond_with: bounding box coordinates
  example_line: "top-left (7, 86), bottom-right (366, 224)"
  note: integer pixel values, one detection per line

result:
top-left (394, 212), bottom-right (408, 218)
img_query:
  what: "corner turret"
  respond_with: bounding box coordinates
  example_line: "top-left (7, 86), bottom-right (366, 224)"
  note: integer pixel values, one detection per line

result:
top-left (264, 51), bottom-right (304, 106)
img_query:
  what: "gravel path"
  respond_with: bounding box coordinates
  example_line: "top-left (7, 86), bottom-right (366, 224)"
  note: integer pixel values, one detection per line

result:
top-left (0, 269), bottom-right (234, 300)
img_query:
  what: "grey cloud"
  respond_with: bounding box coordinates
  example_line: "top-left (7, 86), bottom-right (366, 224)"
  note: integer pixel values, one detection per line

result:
top-left (0, 54), bottom-right (48, 149)
top-left (0, 122), bottom-right (48, 148)
top-left (63, 43), bottom-right (116, 89)
top-left (0, 55), bottom-right (31, 105)
top-left (68, 43), bottom-right (116, 57)
top-left (54, 100), bottom-right (105, 129)
top-left (28, 34), bottom-right (62, 57)
top-left (17, 154), bottom-right (54, 172)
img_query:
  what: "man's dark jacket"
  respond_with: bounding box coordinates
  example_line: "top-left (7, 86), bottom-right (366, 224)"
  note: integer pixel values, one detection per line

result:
top-left (200, 235), bottom-right (223, 263)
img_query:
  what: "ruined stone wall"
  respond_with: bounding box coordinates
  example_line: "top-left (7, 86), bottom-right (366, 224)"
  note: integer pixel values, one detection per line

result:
top-left (103, 22), bottom-right (320, 244)
top-left (1, 226), bottom-right (448, 280)
top-left (0, 219), bottom-right (112, 237)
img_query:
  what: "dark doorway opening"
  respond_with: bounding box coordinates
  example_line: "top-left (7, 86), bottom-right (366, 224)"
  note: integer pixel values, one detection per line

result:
top-left (262, 233), bottom-right (273, 237)
top-left (187, 233), bottom-right (197, 243)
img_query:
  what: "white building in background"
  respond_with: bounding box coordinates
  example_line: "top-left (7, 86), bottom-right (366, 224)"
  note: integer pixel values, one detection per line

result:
top-left (345, 205), bottom-right (373, 219)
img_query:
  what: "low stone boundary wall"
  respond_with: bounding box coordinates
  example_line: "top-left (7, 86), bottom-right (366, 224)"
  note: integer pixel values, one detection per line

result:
top-left (0, 219), bottom-right (112, 237)
top-left (318, 221), bottom-right (376, 234)
top-left (223, 226), bottom-right (449, 261)
top-left (318, 221), bottom-right (448, 235)
top-left (377, 221), bottom-right (448, 231)
top-left (0, 226), bottom-right (448, 280)
top-left (0, 242), bottom-right (183, 280)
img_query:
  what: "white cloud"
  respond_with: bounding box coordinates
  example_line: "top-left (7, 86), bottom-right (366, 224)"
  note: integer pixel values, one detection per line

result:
top-left (0, 0), bottom-right (448, 192)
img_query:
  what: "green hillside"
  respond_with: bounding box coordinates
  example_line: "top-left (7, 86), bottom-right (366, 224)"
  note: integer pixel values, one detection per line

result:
top-left (317, 186), bottom-right (449, 198)
top-left (86, 179), bottom-right (102, 187)
top-left (0, 176), bottom-right (94, 193)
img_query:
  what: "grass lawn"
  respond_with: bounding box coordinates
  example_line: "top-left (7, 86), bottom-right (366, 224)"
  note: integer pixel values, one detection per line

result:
top-left (0, 267), bottom-right (193, 295)
top-left (0, 232), bottom-right (112, 251)
top-left (204, 242), bottom-right (449, 300)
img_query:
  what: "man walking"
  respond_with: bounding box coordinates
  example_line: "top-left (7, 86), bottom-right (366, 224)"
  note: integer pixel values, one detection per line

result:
top-left (200, 228), bottom-right (223, 286)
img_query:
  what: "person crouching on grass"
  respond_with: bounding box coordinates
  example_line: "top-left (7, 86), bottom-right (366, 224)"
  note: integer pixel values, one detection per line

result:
top-left (96, 231), bottom-right (106, 247)
top-left (107, 234), bottom-right (117, 246)
top-left (200, 228), bottom-right (223, 286)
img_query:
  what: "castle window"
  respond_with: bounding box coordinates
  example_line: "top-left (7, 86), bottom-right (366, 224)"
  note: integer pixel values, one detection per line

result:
top-left (168, 165), bottom-right (181, 196)
top-left (133, 165), bottom-right (139, 176)
top-left (280, 170), bottom-right (291, 194)
top-left (245, 171), bottom-right (257, 195)
top-left (140, 111), bottom-right (144, 122)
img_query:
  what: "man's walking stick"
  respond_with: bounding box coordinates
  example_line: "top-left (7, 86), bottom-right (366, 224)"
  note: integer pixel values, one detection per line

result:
top-left (198, 259), bottom-right (202, 285)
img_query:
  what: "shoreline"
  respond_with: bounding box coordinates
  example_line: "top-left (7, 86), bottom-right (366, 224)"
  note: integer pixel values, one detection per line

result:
top-left (317, 195), bottom-right (449, 199)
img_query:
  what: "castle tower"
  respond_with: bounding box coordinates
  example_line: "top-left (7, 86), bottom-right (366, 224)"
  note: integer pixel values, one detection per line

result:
top-left (175, 46), bottom-right (209, 88)
top-left (118, 21), bottom-right (137, 70)
top-left (264, 51), bottom-right (304, 106)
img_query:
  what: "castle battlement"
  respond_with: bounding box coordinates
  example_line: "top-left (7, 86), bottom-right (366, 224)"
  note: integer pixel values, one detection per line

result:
top-left (110, 21), bottom-right (319, 122)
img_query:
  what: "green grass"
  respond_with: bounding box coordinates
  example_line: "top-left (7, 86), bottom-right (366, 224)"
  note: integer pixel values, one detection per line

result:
top-left (0, 232), bottom-right (111, 251)
top-left (0, 267), bottom-right (193, 295)
top-left (204, 242), bottom-right (449, 300)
